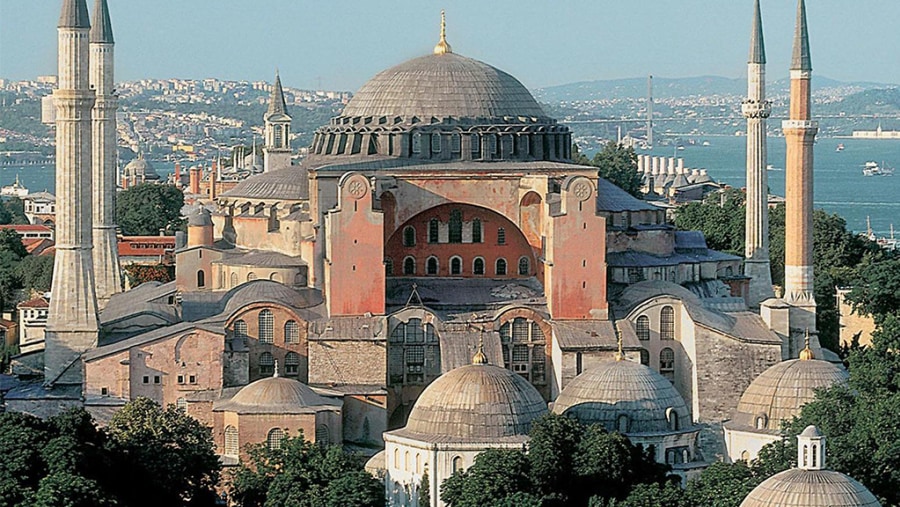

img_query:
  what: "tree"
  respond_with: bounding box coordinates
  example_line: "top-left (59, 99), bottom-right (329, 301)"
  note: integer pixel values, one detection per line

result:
top-left (683, 461), bottom-right (758, 507)
top-left (846, 258), bottom-right (900, 324)
top-left (0, 411), bottom-right (50, 506)
top-left (230, 432), bottom-right (383, 507)
top-left (601, 480), bottom-right (688, 507)
top-left (105, 397), bottom-right (221, 507)
top-left (574, 142), bottom-right (643, 198)
top-left (0, 228), bottom-right (27, 258)
top-left (441, 449), bottom-right (535, 507)
top-left (116, 183), bottom-right (184, 235)
top-left (0, 250), bottom-right (22, 310)
top-left (124, 263), bottom-right (174, 286)
top-left (527, 411), bottom-right (583, 503)
top-left (17, 253), bottom-right (54, 294)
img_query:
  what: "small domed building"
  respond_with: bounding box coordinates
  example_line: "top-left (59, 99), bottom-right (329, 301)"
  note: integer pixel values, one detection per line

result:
top-left (740, 426), bottom-right (880, 507)
top-left (381, 349), bottom-right (547, 507)
top-left (552, 350), bottom-right (703, 478)
top-left (724, 340), bottom-right (848, 462)
top-left (212, 365), bottom-right (342, 464)
top-left (122, 153), bottom-right (161, 188)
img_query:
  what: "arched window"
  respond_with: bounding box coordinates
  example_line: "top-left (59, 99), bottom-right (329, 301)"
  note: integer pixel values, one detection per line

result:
top-left (660, 306), bottom-right (675, 340)
top-left (224, 426), bottom-right (239, 457)
top-left (247, 272), bottom-right (258, 282)
top-left (803, 445), bottom-right (809, 467)
top-left (284, 352), bottom-right (300, 375)
top-left (269, 272), bottom-right (282, 283)
top-left (404, 451), bottom-right (410, 472)
top-left (403, 226), bottom-right (416, 247)
top-left (389, 318), bottom-right (440, 385)
top-left (667, 408), bottom-right (679, 431)
top-left (452, 456), bottom-right (464, 473)
top-left (639, 348), bottom-right (650, 365)
top-left (636, 315), bottom-right (650, 340)
top-left (426, 256), bottom-right (439, 275)
top-left (450, 256), bottom-right (462, 275)
top-left (284, 320), bottom-right (299, 344)
top-left (451, 133), bottom-right (461, 153)
top-left (431, 133), bottom-right (441, 153)
top-left (411, 132), bottom-right (421, 154)
top-left (233, 320), bottom-right (248, 345)
top-left (448, 209), bottom-right (462, 243)
top-left (428, 218), bottom-right (439, 243)
top-left (259, 352), bottom-right (275, 375)
top-left (497, 227), bottom-right (506, 245)
top-left (230, 272), bottom-right (238, 288)
top-left (472, 218), bottom-right (482, 243)
top-left (385, 258), bottom-right (394, 276)
top-left (315, 424), bottom-right (330, 445)
top-left (518, 256), bottom-right (530, 276)
top-left (403, 256), bottom-right (416, 275)
top-left (499, 317), bottom-right (546, 386)
top-left (756, 415), bottom-right (768, 430)
top-left (176, 397), bottom-right (187, 411)
top-left (267, 428), bottom-right (284, 450)
top-left (259, 310), bottom-right (274, 343)
top-left (471, 134), bottom-right (481, 156)
top-left (496, 258), bottom-right (507, 276)
top-left (415, 453), bottom-right (422, 474)
top-left (394, 448), bottom-right (400, 468)
top-left (741, 450), bottom-right (750, 462)
top-left (617, 414), bottom-right (629, 433)
top-left (197, 270), bottom-right (205, 288)
top-left (473, 257), bottom-right (485, 275)
top-left (660, 348), bottom-right (675, 381)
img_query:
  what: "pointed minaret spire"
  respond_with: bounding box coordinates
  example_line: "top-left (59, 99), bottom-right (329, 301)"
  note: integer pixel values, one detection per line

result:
top-left (90, 0), bottom-right (113, 43)
top-left (791, 0), bottom-right (812, 71)
top-left (263, 70), bottom-right (292, 172)
top-left (59, 0), bottom-right (90, 28)
top-left (749, 0), bottom-right (766, 64)
top-left (265, 70), bottom-right (289, 120)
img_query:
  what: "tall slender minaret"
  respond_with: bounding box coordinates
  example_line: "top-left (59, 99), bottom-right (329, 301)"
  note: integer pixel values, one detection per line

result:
top-left (263, 71), bottom-right (292, 172)
top-left (783, 0), bottom-right (818, 348)
top-left (90, 0), bottom-right (122, 305)
top-left (45, 0), bottom-right (99, 386)
top-left (742, 0), bottom-right (774, 307)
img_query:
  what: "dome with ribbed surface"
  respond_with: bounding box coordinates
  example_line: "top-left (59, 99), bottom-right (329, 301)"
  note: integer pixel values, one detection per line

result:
top-left (401, 363), bottom-right (547, 442)
top-left (740, 469), bottom-right (881, 507)
top-left (340, 53), bottom-right (547, 122)
top-left (552, 359), bottom-right (691, 434)
top-left (215, 376), bottom-right (339, 415)
top-left (730, 359), bottom-right (848, 431)
top-left (123, 156), bottom-right (160, 181)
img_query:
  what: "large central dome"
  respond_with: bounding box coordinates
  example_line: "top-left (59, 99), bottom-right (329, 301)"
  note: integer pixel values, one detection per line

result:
top-left (340, 52), bottom-right (548, 122)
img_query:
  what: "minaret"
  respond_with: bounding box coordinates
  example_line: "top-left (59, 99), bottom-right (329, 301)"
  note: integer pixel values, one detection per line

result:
top-left (783, 0), bottom-right (818, 350)
top-left (46, 0), bottom-right (99, 386)
top-left (263, 71), bottom-right (291, 172)
top-left (742, 0), bottom-right (774, 307)
top-left (90, 0), bottom-right (122, 305)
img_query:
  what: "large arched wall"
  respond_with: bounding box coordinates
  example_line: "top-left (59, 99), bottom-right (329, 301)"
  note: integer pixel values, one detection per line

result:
top-left (384, 203), bottom-right (536, 279)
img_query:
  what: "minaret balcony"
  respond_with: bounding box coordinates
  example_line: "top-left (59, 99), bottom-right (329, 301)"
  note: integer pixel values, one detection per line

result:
top-left (781, 119), bottom-right (818, 130)
top-left (741, 100), bottom-right (771, 119)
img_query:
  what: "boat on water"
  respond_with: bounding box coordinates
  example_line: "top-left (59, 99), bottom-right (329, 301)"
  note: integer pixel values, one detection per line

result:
top-left (862, 161), bottom-right (895, 176)
top-left (836, 143), bottom-right (845, 152)
top-left (0, 175), bottom-right (29, 198)
top-left (766, 164), bottom-right (781, 171)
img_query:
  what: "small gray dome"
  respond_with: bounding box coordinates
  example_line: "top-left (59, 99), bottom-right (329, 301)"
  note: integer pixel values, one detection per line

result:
top-left (730, 358), bottom-right (848, 431)
top-left (402, 363), bottom-right (547, 442)
top-left (740, 469), bottom-right (881, 507)
top-left (223, 166), bottom-right (308, 200)
top-left (221, 279), bottom-right (321, 317)
top-left (341, 52), bottom-right (548, 122)
top-left (552, 359), bottom-right (691, 434)
top-left (215, 376), bottom-right (338, 415)
top-left (187, 207), bottom-right (212, 227)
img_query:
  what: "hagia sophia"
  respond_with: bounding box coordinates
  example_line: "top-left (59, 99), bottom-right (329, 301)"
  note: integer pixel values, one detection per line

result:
top-left (2, 0), bottom-right (881, 506)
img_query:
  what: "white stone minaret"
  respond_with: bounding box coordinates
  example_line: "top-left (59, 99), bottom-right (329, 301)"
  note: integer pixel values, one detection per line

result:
top-left (45, 0), bottom-right (99, 386)
top-left (90, 0), bottom-right (122, 305)
top-left (783, 0), bottom-right (820, 355)
top-left (263, 71), bottom-right (292, 172)
top-left (742, 0), bottom-right (774, 307)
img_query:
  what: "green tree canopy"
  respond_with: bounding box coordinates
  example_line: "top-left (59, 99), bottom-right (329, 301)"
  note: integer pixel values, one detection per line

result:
top-left (116, 183), bottom-right (185, 235)
top-left (17, 253), bottom-right (54, 294)
top-left (574, 142), bottom-right (644, 198)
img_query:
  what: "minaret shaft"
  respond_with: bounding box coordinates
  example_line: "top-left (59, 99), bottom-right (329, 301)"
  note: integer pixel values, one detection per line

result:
top-left (46, 0), bottom-right (99, 386)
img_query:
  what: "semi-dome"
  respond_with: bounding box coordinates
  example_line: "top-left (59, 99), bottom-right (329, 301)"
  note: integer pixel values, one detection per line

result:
top-left (552, 359), bottom-right (691, 434)
top-left (214, 374), bottom-right (339, 415)
top-left (729, 355), bottom-right (848, 432)
top-left (341, 52), bottom-right (547, 122)
top-left (400, 362), bottom-right (547, 442)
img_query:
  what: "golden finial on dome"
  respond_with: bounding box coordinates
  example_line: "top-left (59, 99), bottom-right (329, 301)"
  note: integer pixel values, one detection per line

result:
top-left (433, 10), bottom-right (452, 55)
top-left (472, 335), bottom-right (488, 365)
top-left (799, 328), bottom-right (815, 360)
top-left (614, 325), bottom-right (625, 361)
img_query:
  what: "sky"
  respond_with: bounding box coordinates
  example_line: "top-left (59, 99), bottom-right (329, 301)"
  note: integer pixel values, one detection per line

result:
top-left (1, 1), bottom-right (899, 92)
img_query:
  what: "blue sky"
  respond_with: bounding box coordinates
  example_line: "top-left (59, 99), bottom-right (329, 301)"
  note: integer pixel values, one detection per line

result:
top-left (1, 1), bottom-right (898, 91)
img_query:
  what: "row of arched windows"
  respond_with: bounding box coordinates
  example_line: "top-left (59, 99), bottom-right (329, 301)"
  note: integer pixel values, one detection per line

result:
top-left (388, 318), bottom-right (440, 385)
top-left (387, 255), bottom-right (530, 277)
top-left (226, 271), bottom-right (304, 288)
top-left (636, 347), bottom-right (675, 381)
top-left (635, 306), bottom-right (675, 341)
top-left (499, 318), bottom-right (547, 385)
top-left (401, 218), bottom-right (505, 246)
top-left (232, 313), bottom-right (301, 345)
top-left (258, 351), bottom-right (301, 375)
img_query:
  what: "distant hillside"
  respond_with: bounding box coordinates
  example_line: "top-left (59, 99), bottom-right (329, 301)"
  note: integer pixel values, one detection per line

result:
top-left (534, 76), bottom-right (897, 102)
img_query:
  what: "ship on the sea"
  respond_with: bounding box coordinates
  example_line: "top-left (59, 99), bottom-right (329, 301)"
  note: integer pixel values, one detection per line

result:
top-left (0, 175), bottom-right (29, 198)
top-left (836, 143), bottom-right (845, 152)
top-left (862, 161), bottom-right (895, 177)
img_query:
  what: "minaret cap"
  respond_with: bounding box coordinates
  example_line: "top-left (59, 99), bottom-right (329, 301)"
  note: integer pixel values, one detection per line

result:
top-left (799, 328), bottom-right (815, 360)
top-left (59, 0), bottom-right (90, 29)
top-left (748, 0), bottom-right (766, 64)
top-left (90, 0), bottom-right (114, 43)
top-left (433, 10), bottom-right (452, 55)
top-left (791, 0), bottom-right (812, 71)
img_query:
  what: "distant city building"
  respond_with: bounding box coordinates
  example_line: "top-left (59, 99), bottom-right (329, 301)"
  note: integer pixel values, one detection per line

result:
top-left (23, 191), bottom-right (56, 225)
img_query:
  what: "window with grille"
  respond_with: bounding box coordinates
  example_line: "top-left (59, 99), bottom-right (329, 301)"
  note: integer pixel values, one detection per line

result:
top-left (284, 352), bottom-right (300, 375)
top-left (518, 256), bottom-right (530, 275)
top-left (412, 132), bottom-right (421, 153)
top-left (499, 317), bottom-right (547, 386)
top-left (247, 272), bottom-right (258, 281)
top-left (449, 210), bottom-right (462, 243)
top-left (640, 348), bottom-right (650, 365)
top-left (426, 257), bottom-right (438, 275)
top-left (660, 306), bottom-right (675, 340)
top-left (315, 425), bottom-right (330, 445)
top-left (230, 272), bottom-right (238, 287)
top-left (176, 397), bottom-right (187, 411)
top-left (660, 348), bottom-right (675, 381)
top-left (451, 133), bottom-right (461, 153)
top-left (450, 256), bottom-right (462, 275)
top-left (473, 257), bottom-right (485, 275)
top-left (628, 267), bottom-right (644, 284)
top-left (431, 133), bottom-right (441, 153)
top-left (260, 352), bottom-right (274, 375)
top-left (497, 227), bottom-right (506, 245)
top-left (259, 310), bottom-right (274, 343)
top-left (428, 218), bottom-right (439, 243)
top-left (233, 320), bottom-right (248, 345)
top-left (267, 428), bottom-right (284, 450)
top-left (385, 258), bottom-right (394, 276)
top-left (388, 318), bottom-right (440, 385)
top-left (636, 316), bottom-right (650, 341)
top-left (471, 134), bottom-right (480, 156)
top-left (472, 218), bottom-right (482, 243)
top-left (284, 320), bottom-right (299, 344)
top-left (403, 257), bottom-right (416, 275)
top-left (224, 426), bottom-right (239, 457)
top-left (403, 226), bottom-right (416, 247)
top-left (496, 258), bottom-right (507, 276)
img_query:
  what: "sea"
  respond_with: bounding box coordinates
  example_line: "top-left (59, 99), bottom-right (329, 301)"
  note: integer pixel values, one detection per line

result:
top-left (2, 137), bottom-right (899, 236)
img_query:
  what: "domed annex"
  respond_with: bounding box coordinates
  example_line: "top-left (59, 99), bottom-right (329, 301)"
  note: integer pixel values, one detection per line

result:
top-left (724, 339), bottom-right (848, 462)
top-left (740, 426), bottom-right (880, 507)
top-left (215, 371), bottom-right (339, 415)
top-left (122, 153), bottom-right (160, 187)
